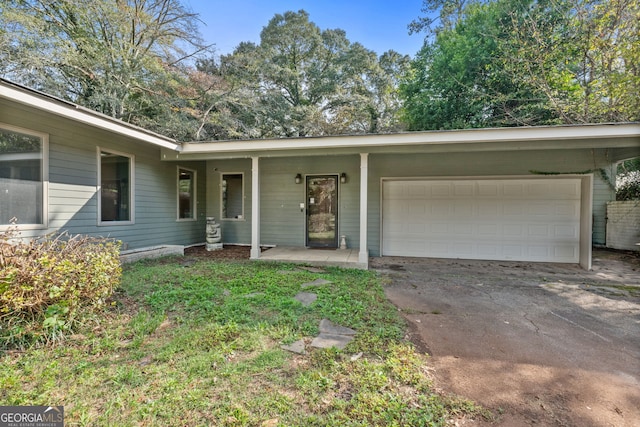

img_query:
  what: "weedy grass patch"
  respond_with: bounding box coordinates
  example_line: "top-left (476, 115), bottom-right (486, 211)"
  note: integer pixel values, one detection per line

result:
top-left (1, 257), bottom-right (488, 426)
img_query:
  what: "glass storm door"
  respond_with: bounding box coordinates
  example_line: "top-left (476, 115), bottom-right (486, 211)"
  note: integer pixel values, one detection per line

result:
top-left (306, 175), bottom-right (338, 248)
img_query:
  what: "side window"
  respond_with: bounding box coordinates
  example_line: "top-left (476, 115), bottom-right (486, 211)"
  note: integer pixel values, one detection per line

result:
top-left (177, 167), bottom-right (196, 220)
top-left (99, 149), bottom-right (134, 224)
top-left (221, 173), bottom-right (243, 220)
top-left (0, 124), bottom-right (47, 228)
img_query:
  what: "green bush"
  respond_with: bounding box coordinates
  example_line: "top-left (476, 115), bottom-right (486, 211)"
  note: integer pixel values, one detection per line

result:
top-left (0, 225), bottom-right (122, 349)
top-left (616, 159), bottom-right (640, 201)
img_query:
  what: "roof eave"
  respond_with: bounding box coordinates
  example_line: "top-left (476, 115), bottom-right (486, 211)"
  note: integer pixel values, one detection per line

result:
top-left (176, 123), bottom-right (640, 157)
top-left (0, 79), bottom-right (179, 151)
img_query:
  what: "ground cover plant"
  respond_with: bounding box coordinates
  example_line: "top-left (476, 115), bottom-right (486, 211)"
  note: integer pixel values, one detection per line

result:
top-left (1, 255), bottom-right (486, 426)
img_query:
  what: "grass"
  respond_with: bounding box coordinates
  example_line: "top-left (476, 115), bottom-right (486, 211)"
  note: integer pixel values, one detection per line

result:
top-left (1, 257), bottom-right (487, 426)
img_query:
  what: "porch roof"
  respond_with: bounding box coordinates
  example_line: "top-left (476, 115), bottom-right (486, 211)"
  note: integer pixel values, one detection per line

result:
top-left (167, 123), bottom-right (640, 162)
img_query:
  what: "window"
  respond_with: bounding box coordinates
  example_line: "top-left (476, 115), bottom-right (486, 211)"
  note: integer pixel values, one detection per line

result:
top-left (99, 149), bottom-right (133, 223)
top-left (177, 167), bottom-right (196, 220)
top-left (222, 173), bottom-right (243, 219)
top-left (0, 124), bottom-right (47, 228)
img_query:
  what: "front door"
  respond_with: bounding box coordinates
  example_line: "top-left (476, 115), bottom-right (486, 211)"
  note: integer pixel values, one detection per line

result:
top-left (306, 175), bottom-right (338, 248)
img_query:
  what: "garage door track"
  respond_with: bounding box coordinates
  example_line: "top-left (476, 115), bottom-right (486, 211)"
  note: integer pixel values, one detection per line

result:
top-left (374, 249), bottom-right (640, 427)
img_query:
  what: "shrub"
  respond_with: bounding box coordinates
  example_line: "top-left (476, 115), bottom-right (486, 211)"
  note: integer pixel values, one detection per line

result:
top-left (616, 170), bottom-right (640, 201)
top-left (0, 225), bottom-right (122, 349)
top-left (616, 158), bottom-right (640, 201)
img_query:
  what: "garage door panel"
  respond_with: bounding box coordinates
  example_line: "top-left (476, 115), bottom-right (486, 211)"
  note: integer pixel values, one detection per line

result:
top-left (554, 224), bottom-right (579, 238)
top-left (454, 183), bottom-right (474, 196)
top-left (382, 179), bottom-right (581, 263)
top-left (478, 182), bottom-right (499, 196)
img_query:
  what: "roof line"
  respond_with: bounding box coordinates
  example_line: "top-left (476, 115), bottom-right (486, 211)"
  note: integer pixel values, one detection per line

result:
top-left (0, 78), bottom-right (179, 150)
top-left (178, 122), bottom-right (640, 154)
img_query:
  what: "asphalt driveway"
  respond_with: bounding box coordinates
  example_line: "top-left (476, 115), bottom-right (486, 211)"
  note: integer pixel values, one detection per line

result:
top-left (372, 249), bottom-right (640, 427)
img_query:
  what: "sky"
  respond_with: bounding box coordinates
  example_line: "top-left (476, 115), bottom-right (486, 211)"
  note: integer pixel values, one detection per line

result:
top-left (184, 0), bottom-right (427, 57)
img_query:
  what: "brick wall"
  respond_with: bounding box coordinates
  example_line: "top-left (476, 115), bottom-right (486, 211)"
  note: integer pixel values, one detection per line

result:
top-left (606, 201), bottom-right (640, 251)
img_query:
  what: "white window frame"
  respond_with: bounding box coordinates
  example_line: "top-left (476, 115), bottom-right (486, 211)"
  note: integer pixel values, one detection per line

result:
top-left (177, 166), bottom-right (197, 221)
top-left (97, 147), bottom-right (135, 225)
top-left (221, 172), bottom-right (245, 220)
top-left (0, 122), bottom-right (48, 230)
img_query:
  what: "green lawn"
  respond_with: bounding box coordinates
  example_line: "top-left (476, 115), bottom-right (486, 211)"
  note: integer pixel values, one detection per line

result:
top-left (1, 257), bottom-right (486, 426)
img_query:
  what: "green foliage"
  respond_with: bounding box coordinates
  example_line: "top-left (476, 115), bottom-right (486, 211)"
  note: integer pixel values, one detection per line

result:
top-left (616, 158), bottom-right (640, 200)
top-left (402, 0), bottom-right (640, 130)
top-left (0, 226), bottom-right (122, 349)
top-left (0, 0), bottom-right (209, 141)
top-left (1, 3), bottom-right (409, 141)
top-left (199, 10), bottom-right (410, 139)
top-left (1, 257), bottom-right (486, 425)
top-left (401, 0), bottom-right (557, 130)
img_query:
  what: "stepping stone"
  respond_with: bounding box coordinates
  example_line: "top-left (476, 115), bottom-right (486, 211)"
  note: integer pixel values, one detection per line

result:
top-left (301, 278), bottom-right (332, 288)
top-left (300, 266), bottom-right (326, 273)
top-left (243, 292), bottom-right (264, 298)
top-left (319, 319), bottom-right (356, 336)
top-left (278, 270), bottom-right (301, 275)
top-left (294, 292), bottom-right (317, 307)
top-left (310, 333), bottom-right (353, 350)
top-left (281, 339), bottom-right (306, 355)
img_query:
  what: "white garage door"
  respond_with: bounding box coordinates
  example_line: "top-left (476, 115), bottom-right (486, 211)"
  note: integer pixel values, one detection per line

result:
top-left (382, 178), bottom-right (582, 263)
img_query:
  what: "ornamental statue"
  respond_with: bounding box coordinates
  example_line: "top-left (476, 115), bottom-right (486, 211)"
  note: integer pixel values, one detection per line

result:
top-left (206, 217), bottom-right (223, 251)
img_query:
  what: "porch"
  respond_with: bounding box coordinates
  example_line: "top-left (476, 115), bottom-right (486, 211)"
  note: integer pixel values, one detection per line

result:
top-left (258, 246), bottom-right (367, 270)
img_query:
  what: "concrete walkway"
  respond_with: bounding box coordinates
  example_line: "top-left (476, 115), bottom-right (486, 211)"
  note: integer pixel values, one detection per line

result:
top-left (258, 246), bottom-right (366, 269)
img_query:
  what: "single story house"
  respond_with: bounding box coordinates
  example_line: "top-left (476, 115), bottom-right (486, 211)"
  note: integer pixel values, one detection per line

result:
top-left (2, 78), bottom-right (639, 269)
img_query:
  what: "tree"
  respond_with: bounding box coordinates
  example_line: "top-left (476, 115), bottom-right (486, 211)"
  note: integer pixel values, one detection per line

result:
top-left (401, 1), bottom-right (556, 130)
top-left (409, 0), bottom-right (481, 35)
top-left (504, 0), bottom-right (640, 123)
top-left (401, 0), bottom-right (639, 130)
top-left (0, 0), bottom-right (209, 138)
top-left (212, 10), bottom-right (409, 139)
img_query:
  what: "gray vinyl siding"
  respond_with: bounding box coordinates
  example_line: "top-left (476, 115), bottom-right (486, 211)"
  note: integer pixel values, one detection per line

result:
top-left (592, 168), bottom-right (616, 245)
top-left (206, 156), bottom-right (361, 248)
top-left (206, 159), bottom-right (252, 244)
top-left (260, 155), bottom-right (360, 248)
top-left (1, 98), bottom-right (206, 249)
top-left (259, 156), bottom-right (361, 248)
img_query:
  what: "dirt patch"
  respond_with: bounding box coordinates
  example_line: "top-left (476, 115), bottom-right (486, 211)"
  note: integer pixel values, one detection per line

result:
top-left (373, 249), bottom-right (640, 427)
top-left (184, 244), bottom-right (252, 260)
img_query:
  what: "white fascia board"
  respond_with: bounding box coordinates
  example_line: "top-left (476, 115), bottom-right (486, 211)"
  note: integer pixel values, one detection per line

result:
top-left (178, 123), bottom-right (640, 155)
top-left (0, 83), bottom-right (179, 151)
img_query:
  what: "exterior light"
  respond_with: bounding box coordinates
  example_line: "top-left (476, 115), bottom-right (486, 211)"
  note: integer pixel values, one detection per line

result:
top-left (295, 173), bottom-right (302, 184)
top-left (340, 172), bottom-right (347, 183)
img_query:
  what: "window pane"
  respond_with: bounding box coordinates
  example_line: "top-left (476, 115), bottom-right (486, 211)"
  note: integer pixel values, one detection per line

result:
top-left (0, 128), bottom-right (43, 225)
top-left (222, 174), bottom-right (243, 219)
top-left (178, 168), bottom-right (195, 219)
top-left (101, 151), bottom-right (130, 222)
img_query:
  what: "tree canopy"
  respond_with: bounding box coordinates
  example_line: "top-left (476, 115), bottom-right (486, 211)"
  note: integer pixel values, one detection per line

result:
top-left (1, 1), bottom-right (637, 141)
top-left (199, 10), bottom-right (410, 139)
top-left (401, 0), bottom-right (640, 130)
top-left (1, 0), bottom-right (211, 139)
top-left (1, 4), bottom-right (408, 141)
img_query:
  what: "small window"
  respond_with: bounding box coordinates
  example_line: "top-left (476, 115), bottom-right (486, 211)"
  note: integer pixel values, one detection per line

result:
top-left (0, 125), bottom-right (47, 227)
top-left (177, 167), bottom-right (196, 220)
top-left (99, 149), bottom-right (133, 223)
top-left (222, 173), bottom-right (244, 219)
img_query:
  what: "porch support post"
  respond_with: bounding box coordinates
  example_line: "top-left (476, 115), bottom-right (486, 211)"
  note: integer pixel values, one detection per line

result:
top-left (359, 153), bottom-right (369, 266)
top-left (250, 156), bottom-right (261, 259)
